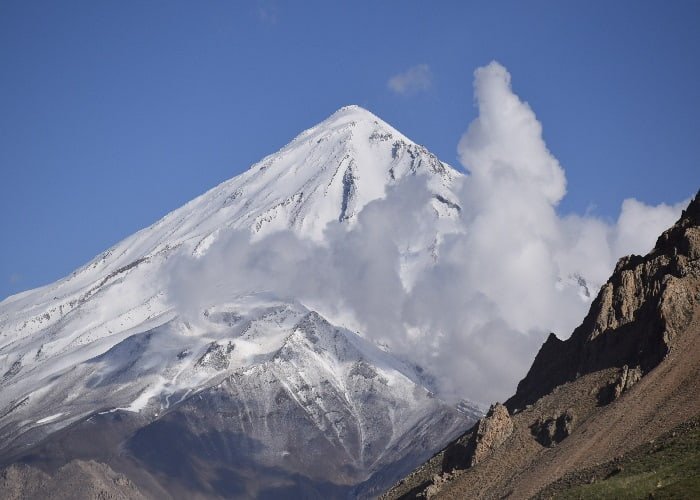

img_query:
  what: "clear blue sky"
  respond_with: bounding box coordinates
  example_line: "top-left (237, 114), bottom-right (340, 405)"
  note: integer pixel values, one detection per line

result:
top-left (1, 1), bottom-right (699, 300)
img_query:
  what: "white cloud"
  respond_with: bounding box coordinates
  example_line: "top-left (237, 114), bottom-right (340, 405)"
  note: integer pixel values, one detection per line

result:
top-left (459, 61), bottom-right (567, 205)
top-left (612, 197), bottom-right (688, 258)
top-left (388, 64), bottom-right (433, 95)
top-left (166, 61), bottom-right (689, 406)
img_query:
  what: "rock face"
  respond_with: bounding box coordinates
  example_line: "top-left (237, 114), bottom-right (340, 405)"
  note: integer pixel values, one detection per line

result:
top-left (194, 341), bottom-right (234, 371)
top-left (382, 190), bottom-right (700, 500)
top-left (597, 364), bottom-right (644, 405)
top-left (508, 192), bottom-right (700, 412)
top-left (530, 409), bottom-right (575, 447)
top-left (612, 364), bottom-right (642, 400)
top-left (467, 403), bottom-right (513, 466)
top-left (0, 460), bottom-right (147, 500)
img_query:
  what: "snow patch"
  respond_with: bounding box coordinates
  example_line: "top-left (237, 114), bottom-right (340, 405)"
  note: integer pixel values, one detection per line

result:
top-left (36, 413), bottom-right (64, 424)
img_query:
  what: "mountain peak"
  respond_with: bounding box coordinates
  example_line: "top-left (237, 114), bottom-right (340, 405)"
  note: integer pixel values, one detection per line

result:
top-left (332, 103), bottom-right (374, 118)
top-left (0, 106), bottom-right (464, 367)
top-left (300, 104), bottom-right (407, 145)
top-left (324, 104), bottom-right (387, 127)
top-left (217, 104), bottom-right (461, 241)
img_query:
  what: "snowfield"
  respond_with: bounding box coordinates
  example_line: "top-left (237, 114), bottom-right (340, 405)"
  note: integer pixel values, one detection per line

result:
top-left (0, 107), bottom-right (479, 494)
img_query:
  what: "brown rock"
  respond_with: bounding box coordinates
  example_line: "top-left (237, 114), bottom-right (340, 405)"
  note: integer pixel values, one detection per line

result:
top-left (612, 365), bottom-right (642, 400)
top-left (531, 409), bottom-right (576, 447)
top-left (509, 192), bottom-right (700, 412)
top-left (467, 403), bottom-right (513, 467)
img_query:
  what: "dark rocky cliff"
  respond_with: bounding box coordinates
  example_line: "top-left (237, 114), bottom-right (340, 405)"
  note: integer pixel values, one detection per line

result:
top-left (508, 191), bottom-right (700, 411)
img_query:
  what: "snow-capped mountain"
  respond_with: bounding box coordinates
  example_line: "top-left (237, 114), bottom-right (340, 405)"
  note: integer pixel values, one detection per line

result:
top-left (0, 105), bottom-right (462, 361)
top-left (0, 106), bottom-right (478, 498)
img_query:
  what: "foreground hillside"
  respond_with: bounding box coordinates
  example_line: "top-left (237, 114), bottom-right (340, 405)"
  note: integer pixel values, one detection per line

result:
top-left (539, 416), bottom-right (700, 499)
top-left (383, 190), bottom-right (700, 499)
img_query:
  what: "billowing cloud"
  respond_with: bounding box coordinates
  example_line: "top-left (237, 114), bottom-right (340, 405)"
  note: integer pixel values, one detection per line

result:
top-left (388, 64), bottom-right (433, 95)
top-left (166, 61), bottom-right (689, 406)
top-left (459, 61), bottom-right (566, 205)
top-left (612, 197), bottom-right (687, 258)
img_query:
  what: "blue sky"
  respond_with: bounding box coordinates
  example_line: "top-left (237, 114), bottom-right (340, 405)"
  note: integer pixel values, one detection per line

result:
top-left (1, 1), bottom-right (699, 300)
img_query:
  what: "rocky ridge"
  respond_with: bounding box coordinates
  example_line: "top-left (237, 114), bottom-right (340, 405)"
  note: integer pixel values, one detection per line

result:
top-left (382, 190), bottom-right (700, 499)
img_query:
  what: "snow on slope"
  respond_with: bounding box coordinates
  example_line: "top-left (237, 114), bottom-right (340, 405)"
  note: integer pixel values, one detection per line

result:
top-left (0, 105), bottom-right (461, 348)
top-left (0, 106), bottom-right (472, 461)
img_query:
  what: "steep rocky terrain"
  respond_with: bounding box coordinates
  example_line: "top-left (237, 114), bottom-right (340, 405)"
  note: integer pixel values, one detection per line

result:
top-left (0, 298), bottom-right (476, 499)
top-left (0, 460), bottom-right (149, 500)
top-left (383, 190), bottom-right (700, 499)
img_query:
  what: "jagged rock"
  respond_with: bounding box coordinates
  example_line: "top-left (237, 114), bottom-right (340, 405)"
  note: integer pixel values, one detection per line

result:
top-left (508, 192), bottom-right (700, 411)
top-left (424, 471), bottom-right (455, 498)
top-left (437, 403), bottom-right (513, 474)
top-left (466, 403), bottom-right (513, 467)
top-left (194, 341), bottom-right (234, 371)
top-left (0, 460), bottom-right (147, 500)
top-left (597, 364), bottom-right (644, 405)
top-left (613, 365), bottom-right (642, 399)
top-left (531, 409), bottom-right (576, 447)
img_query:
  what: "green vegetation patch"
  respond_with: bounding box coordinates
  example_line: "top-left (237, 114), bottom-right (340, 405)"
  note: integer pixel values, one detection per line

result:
top-left (542, 417), bottom-right (700, 499)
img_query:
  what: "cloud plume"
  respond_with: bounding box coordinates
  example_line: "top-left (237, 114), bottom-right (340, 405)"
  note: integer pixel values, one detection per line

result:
top-left (167, 61), bottom-right (689, 406)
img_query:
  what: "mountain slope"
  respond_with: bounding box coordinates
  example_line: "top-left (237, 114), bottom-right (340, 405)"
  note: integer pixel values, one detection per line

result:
top-left (383, 190), bottom-right (700, 499)
top-left (0, 106), bottom-right (463, 422)
top-left (0, 106), bottom-right (477, 498)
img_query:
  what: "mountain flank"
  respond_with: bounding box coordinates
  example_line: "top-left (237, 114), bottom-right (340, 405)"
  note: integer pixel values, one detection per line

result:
top-left (382, 190), bottom-right (700, 499)
top-left (0, 107), bottom-right (476, 499)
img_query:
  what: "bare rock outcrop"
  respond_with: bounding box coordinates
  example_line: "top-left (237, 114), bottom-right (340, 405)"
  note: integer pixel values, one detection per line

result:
top-left (399, 404), bottom-right (513, 499)
top-left (612, 364), bottom-right (642, 399)
top-left (0, 460), bottom-right (147, 500)
top-left (530, 409), bottom-right (575, 447)
top-left (466, 403), bottom-right (513, 467)
top-left (596, 364), bottom-right (644, 405)
top-left (508, 191), bottom-right (700, 411)
top-left (194, 341), bottom-right (234, 371)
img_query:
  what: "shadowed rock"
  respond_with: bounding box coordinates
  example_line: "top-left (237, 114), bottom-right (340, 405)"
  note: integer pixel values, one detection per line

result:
top-left (530, 409), bottom-right (575, 447)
